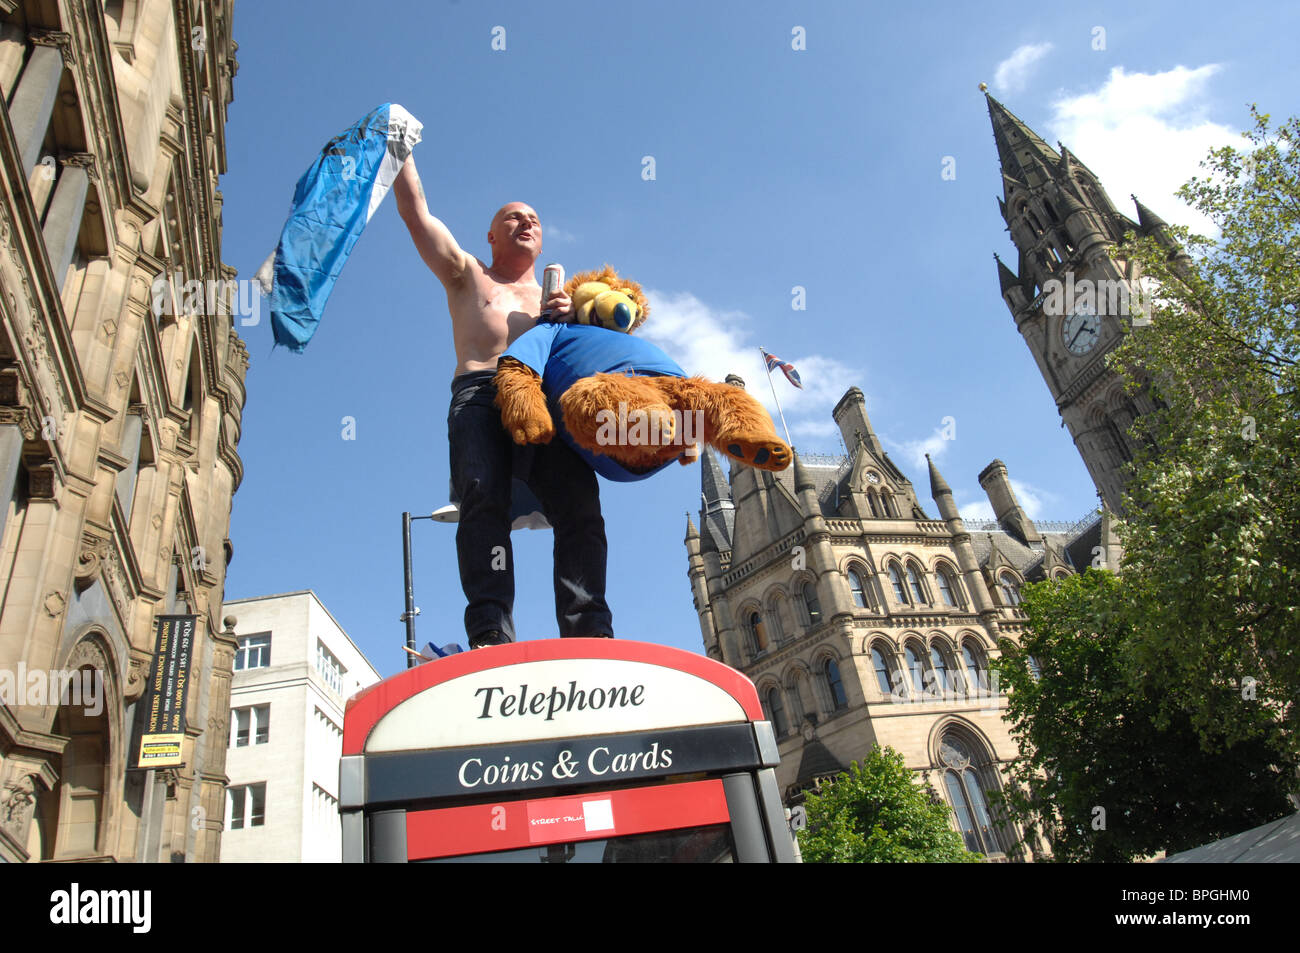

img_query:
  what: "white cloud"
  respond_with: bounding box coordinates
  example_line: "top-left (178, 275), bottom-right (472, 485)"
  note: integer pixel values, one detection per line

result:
top-left (994, 43), bottom-right (1053, 94)
top-left (957, 479), bottom-right (1054, 522)
top-left (639, 289), bottom-right (864, 451)
top-left (1048, 65), bottom-right (1237, 236)
top-left (882, 428), bottom-right (952, 473)
top-left (543, 224), bottom-right (578, 244)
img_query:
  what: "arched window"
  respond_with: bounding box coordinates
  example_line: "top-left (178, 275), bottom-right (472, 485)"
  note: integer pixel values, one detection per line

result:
top-left (961, 642), bottom-right (987, 693)
top-left (866, 492), bottom-right (880, 518)
top-left (936, 566), bottom-right (959, 607)
top-left (999, 572), bottom-right (1022, 607)
top-left (1027, 655), bottom-right (1042, 681)
top-left (928, 644), bottom-right (950, 696)
top-left (824, 659), bottom-right (847, 710)
top-left (802, 582), bottom-right (821, 626)
top-left (847, 569), bottom-right (869, 609)
top-left (870, 646), bottom-right (894, 695)
top-left (880, 494), bottom-right (894, 518)
top-left (906, 564), bottom-right (928, 604)
top-left (747, 611), bottom-right (768, 654)
top-left (888, 564), bottom-right (909, 604)
top-left (905, 643), bottom-right (927, 695)
top-left (767, 594), bottom-right (787, 643)
top-left (939, 735), bottom-right (1003, 855)
top-left (766, 687), bottom-right (789, 737)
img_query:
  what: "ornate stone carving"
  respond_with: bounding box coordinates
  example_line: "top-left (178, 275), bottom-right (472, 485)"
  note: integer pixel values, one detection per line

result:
top-left (61, 152), bottom-right (99, 183)
top-left (43, 590), bottom-right (65, 618)
top-left (29, 30), bottom-right (76, 68)
top-left (76, 532), bottom-right (110, 584)
top-left (0, 769), bottom-right (38, 844)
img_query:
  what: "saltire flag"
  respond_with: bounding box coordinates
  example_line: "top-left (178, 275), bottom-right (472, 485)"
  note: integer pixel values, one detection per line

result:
top-left (255, 103), bottom-right (423, 352)
top-left (762, 348), bottom-right (803, 389)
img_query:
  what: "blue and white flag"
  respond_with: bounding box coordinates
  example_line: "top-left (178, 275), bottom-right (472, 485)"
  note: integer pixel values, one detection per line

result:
top-left (255, 103), bottom-right (422, 352)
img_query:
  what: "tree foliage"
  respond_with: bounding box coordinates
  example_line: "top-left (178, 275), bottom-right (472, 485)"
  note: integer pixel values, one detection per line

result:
top-left (1108, 107), bottom-right (1300, 759)
top-left (797, 745), bottom-right (981, 863)
top-left (993, 570), bottom-right (1294, 863)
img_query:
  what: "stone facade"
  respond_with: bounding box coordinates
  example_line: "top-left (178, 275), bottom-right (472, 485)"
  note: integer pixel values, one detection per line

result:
top-left (684, 386), bottom-right (1113, 860)
top-left (0, 0), bottom-right (244, 862)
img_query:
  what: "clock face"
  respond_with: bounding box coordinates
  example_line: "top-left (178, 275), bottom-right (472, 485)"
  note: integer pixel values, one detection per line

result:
top-left (1063, 305), bottom-right (1101, 355)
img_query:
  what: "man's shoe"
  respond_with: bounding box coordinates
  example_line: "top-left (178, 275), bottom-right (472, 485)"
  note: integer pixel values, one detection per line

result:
top-left (469, 630), bottom-right (512, 650)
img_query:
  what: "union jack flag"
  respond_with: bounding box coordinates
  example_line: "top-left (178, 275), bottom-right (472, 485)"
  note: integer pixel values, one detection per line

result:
top-left (762, 349), bottom-right (803, 389)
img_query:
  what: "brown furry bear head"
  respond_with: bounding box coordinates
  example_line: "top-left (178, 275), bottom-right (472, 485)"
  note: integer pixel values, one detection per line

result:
top-left (562, 265), bottom-right (650, 333)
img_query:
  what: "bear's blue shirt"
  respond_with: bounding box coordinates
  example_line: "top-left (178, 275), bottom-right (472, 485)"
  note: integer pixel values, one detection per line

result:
top-left (502, 322), bottom-right (687, 481)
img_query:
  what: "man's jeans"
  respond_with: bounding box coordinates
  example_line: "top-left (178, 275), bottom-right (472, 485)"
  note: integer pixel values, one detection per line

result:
top-left (448, 371), bottom-right (613, 641)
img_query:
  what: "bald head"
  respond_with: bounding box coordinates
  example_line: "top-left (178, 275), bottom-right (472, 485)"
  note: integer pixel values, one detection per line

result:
top-left (487, 203), bottom-right (541, 264)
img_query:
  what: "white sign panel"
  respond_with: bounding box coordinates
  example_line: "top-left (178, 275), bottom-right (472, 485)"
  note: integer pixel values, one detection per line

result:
top-left (365, 658), bottom-right (748, 752)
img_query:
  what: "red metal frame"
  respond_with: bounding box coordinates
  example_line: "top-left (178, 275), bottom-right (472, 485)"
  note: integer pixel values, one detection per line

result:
top-left (404, 778), bottom-right (730, 860)
top-left (343, 639), bottom-right (762, 755)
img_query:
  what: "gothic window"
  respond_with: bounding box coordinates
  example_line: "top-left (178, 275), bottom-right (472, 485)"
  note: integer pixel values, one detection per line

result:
top-left (906, 564), bottom-right (928, 604)
top-left (747, 611), bottom-right (768, 654)
top-left (936, 565), bottom-right (960, 607)
top-left (928, 644), bottom-right (950, 696)
top-left (961, 642), bottom-right (988, 693)
top-left (1027, 655), bottom-right (1042, 681)
top-left (802, 582), bottom-right (822, 626)
top-left (870, 646), bottom-right (894, 695)
top-left (823, 659), bottom-right (848, 710)
top-left (880, 494), bottom-right (895, 518)
top-left (905, 643), bottom-right (928, 695)
top-left (847, 569), bottom-right (869, 609)
top-left (866, 492), bottom-right (880, 518)
top-left (767, 594), bottom-right (788, 643)
top-left (889, 564), bottom-right (909, 604)
top-left (939, 736), bottom-right (1003, 856)
top-left (999, 572), bottom-right (1022, 607)
top-left (766, 687), bottom-right (789, 737)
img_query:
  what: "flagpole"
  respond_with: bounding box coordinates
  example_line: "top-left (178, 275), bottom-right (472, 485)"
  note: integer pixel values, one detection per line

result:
top-left (760, 347), bottom-right (793, 447)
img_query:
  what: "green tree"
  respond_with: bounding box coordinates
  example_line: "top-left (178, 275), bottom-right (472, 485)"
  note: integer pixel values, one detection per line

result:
top-left (1109, 107), bottom-right (1300, 758)
top-left (993, 570), bottom-right (1294, 863)
top-left (797, 745), bottom-right (981, 863)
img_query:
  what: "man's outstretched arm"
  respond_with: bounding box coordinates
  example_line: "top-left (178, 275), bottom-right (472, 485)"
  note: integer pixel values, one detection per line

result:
top-left (392, 155), bottom-right (471, 287)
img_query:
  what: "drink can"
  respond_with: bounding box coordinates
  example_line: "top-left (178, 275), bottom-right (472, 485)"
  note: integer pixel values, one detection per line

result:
top-left (540, 263), bottom-right (564, 319)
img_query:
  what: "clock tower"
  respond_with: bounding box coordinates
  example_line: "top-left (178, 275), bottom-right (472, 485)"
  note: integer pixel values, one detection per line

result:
top-left (986, 94), bottom-right (1174, 514)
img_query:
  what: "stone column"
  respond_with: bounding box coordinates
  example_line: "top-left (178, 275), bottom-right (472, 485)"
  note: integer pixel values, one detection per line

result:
top-left (41, 155), bottom-right (92, 291)
top-left (9, 33), bottom-right (70, 175)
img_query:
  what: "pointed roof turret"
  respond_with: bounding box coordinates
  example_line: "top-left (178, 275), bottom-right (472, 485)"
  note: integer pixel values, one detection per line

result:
top-left (926, 453), bottom-right (952, 497)
top-left (701, 445), bottom-right (731, 509)
top-left (1132, 195), bottom-right (1169, 232)
top-left (987, 93), bottom-right (1060, 188)
top-left (995, 253), bottom-right (1020, 293)
top-left (685, 513), bottom-right (699, 540)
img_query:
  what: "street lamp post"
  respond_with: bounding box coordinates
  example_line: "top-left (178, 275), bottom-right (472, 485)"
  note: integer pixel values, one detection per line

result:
top-left (400, 511), bottom-right (438, 668)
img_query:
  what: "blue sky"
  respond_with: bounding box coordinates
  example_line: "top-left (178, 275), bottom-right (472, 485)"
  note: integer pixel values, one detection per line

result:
top-left (218, 0), bottom-right (1299, 673)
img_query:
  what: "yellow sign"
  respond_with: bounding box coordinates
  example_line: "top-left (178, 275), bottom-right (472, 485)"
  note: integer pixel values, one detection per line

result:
top-left (138, 733), bottom-right (184, 766)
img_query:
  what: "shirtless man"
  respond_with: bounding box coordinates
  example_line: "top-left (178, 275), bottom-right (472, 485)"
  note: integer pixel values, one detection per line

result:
top-left (391, 155), bottom-right (613, 648)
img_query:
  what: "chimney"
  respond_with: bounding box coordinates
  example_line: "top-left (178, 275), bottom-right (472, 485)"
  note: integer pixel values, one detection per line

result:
top-left (977, 459), bottom-right (1042, 547)
top-left (832, 387), bottom-right (883, 457)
